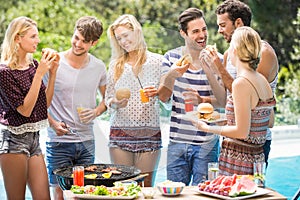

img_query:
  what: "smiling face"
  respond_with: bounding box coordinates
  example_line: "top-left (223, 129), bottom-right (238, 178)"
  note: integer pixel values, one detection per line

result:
top-left (182, 17), bottom-right (208, 51)
top-left (17, 26), bottom-right (40, 54)
top-left (114, 25), bottom-right (136, 53)
top-left (71, 30), bottom-right (94, 56)
top-left (217, 13), bottom-right (237, 43)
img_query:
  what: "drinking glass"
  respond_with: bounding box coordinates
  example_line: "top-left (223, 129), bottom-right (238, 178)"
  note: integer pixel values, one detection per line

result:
top-left (208, 162), bottom-right (219, 181)
top-left (253, 161), bottom-right (266, 188)
top-left (73, 166), bottom-right (84, 186)
top-left (182, 91), bottom-right (194, 113)
top-left (76, 104), bottom-right (88, 123)
top-left (140, 89), bottom-right (150, 104)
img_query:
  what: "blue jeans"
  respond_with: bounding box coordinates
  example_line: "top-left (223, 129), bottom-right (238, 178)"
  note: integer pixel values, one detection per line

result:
top-left (46, 140), bottom-right (95, 186)
top-left (167, 140), bottom-right (219, 186)
top-left (263, 140), bottom-right (271, 168)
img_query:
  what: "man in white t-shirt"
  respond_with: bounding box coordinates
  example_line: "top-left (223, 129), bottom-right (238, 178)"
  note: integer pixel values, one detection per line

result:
top-left (43, 16), bottom-right (107, 200)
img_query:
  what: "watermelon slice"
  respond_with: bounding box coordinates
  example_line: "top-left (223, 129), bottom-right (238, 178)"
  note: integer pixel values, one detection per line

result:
top-left (229, 176), bottom-right (257, 197)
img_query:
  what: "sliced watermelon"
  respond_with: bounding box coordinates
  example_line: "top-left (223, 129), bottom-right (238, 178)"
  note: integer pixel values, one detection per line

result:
top-left (229, 176), bottom-right (257, 197)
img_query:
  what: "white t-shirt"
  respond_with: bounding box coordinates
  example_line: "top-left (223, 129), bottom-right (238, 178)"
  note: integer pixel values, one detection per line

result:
top-left (44, 52), bottom-right (107, 142)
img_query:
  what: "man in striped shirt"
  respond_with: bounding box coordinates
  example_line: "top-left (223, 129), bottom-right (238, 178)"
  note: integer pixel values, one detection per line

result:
top-left (158, 8), bottom-right (226, 186)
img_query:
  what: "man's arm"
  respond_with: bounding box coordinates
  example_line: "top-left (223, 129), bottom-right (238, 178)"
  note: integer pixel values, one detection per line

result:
top-left (158, 74), bottom-right (176, 103)
top-left (94, 85), bottom-right (107, 116)
top-left (201, 62), bottom-right (227, 108)
top-left (212, 51), bottom-right (234, 93)
top-left (158, 57), bottom-right (189, 103)
top-left (48, 113), bottom-right (68, 136)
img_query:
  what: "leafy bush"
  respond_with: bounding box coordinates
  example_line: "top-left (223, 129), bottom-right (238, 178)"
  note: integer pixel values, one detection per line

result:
top-left (275, 8), bottom-right (300, 125)
top-left (275, 71), bottom-right (300, 125)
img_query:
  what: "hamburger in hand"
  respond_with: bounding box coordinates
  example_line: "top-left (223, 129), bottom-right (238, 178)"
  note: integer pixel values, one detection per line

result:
top-left (176, 54), bottom-right (193, 66)
top-left (42, 48), bottom-right (60, 61)
top-left (205, 43), bottom-right (217, 53)
top-left (197, 103), bottom-right (220, 121)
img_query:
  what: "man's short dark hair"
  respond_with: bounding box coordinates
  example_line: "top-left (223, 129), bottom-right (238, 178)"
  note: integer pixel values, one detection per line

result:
top-left (75, 16), bottom-right (103, 42)
top-left (215, 0), bottom-right (252, 26)
top-left (178, 8), bottom-right (205, 34)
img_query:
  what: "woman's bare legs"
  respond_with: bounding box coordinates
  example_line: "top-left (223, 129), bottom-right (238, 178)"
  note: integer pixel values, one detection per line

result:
top-left (110, 147), bottom-right (161, 187)
top-left (0, 154), bottom-right (28, 200)
top-left (27, 154), bottom-right (50, 200)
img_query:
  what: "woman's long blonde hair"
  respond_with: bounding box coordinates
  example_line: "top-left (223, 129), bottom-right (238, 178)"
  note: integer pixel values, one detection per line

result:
top-left (107, 14), bottom-right (147, 82)
top-left (1, 16), bottom-right (37, 70)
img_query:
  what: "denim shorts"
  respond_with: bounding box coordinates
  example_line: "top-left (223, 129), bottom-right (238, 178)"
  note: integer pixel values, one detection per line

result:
top-left (0, 129), bottom-right (42, 157)
top-left (167, 139), bottom-right (219, 186)
top-left (46, 140), bottom-right (95, 186)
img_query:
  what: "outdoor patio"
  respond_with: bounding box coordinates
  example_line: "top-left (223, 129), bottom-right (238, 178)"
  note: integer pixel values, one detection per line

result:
top-left (0, 118), bottom-right (299, 199)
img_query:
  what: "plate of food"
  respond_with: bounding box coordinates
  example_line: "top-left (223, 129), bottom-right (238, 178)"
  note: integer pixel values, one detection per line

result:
top-left (195, 174), bottom-right (271, 200)
top-left (68, 182), bottom-right (141, 199)
top-left (195, 187), bottom-right (271, 200)
top-left (176, 103), bottom-right (227, 124)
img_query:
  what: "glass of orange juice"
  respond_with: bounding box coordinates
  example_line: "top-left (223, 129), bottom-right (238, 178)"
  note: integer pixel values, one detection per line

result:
top-left (76, 105), bottom-right (87, 123)
top-left (140, 89), bottom-right (149, 104)
top-left (73, 166), bottom-right (84, 186)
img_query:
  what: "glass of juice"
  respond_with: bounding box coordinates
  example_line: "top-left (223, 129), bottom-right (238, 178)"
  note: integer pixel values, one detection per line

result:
top-left (184, 100), bottom-right (194, 112)
top-left (140, 89), bottom-right (150, 104)
top-left (208, 162), bottom-right (219, 181)
top-left (253, 161), bottom-right (266, 188)
top-left (73, 166), bottom-right (84, 186)
top-left (76, 105), bottom-right (88, 123)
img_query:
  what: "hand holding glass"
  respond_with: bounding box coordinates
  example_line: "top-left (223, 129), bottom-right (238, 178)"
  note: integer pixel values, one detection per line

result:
top-left (182, 91), bottom-right (194, 112)
top-left (77, 105), bottom-right (94, 123)
top-left (140, 82), bottom-right (155, 103)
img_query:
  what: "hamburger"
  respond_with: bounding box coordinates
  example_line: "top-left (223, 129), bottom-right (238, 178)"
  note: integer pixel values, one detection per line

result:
top-left (115, 88), bottom-right (131, 100)
top-left (206, 43), bottom-right (217, 51)
top-left (176, 54), bottom-right (193, 66)
top-left (197, 103), bottom-right (220, 120)
top-left (205, 43), bottom-right (217, 53)
top-left (42, 48), bottom-right (60, 61)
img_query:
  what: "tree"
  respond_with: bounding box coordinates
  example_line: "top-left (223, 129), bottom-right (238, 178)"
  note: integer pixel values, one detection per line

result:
top-left (1, 0), bottom-right (110, 63)
top-left (275, 7), bottom-right (300, 125)
top-left (245, 0), bottom-right (300, 68)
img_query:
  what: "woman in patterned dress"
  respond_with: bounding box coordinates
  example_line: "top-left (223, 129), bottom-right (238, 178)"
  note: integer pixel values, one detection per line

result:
top-left (191, 26), bottom-right (276, 175)
top-left (0, 17), bottom-right (59, 199)
top-left (105, 14), bottom-right (163, 186)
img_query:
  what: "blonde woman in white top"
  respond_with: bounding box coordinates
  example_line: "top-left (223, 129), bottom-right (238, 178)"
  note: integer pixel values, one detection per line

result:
top-left (105, 14), bottom-right (163, 187)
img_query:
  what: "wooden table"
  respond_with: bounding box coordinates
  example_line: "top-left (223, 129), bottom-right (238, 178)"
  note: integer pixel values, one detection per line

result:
top-left (64, 186), bottom-right (287, 200)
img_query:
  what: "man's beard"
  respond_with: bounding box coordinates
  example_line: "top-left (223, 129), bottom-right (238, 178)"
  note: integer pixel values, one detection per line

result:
top-left (72, 47), bottom-right (87, 56)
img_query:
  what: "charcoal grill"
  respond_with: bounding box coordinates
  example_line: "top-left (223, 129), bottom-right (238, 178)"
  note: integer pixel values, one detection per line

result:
top-left (54, 163), bottom-right (141, 190)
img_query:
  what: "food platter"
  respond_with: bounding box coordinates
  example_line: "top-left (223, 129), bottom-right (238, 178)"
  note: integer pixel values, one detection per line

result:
top-left (65, 192), bottom-right (137, 199)
top-left (175, 111), bottom-right (227, 124)
top-left (194, 187), bottom-right (271, 200)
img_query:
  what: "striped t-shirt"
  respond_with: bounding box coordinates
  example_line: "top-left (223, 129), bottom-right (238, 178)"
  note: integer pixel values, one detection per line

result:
top-left (162, 46), bottom-right (220, 145)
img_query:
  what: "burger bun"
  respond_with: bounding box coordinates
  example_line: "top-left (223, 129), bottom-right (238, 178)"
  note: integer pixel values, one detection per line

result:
top-left (116, 88), bottom-right (131, 100)
top-left (42, 48), bottom-right (60, 61)
top-left (197, 103), bottom-right (214, 114)
top-left (197, 103), bottom-right (221, 120)
top-left (176, 54), bottom-right (193, 66)
top-left (205, 44), bottom-right (218, 53)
